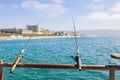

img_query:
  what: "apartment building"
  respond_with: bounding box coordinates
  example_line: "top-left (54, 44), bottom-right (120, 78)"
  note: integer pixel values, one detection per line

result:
top-left (26, 24), bottom-right (42, 34)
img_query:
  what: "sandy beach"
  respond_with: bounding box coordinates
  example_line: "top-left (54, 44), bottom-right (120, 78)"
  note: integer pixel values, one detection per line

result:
top-left (0, 35), bottom-right (76, 40)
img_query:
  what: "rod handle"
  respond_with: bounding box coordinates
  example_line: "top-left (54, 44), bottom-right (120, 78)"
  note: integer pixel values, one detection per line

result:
top-left (10, 56), bottom-right (22, 73)
top-left (75, 56), bottom-right (81, 70)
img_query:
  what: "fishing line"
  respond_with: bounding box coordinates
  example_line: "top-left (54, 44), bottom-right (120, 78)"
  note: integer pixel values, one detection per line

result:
top-left (10, 33), bottom-right (34, 73)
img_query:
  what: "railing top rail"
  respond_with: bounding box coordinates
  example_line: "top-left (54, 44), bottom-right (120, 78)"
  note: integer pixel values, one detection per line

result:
top-left (1, 62), bottom-right (120, 70)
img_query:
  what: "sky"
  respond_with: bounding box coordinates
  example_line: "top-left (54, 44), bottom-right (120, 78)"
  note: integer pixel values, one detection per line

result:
top-left (0, 0), bottom-right (120, 31)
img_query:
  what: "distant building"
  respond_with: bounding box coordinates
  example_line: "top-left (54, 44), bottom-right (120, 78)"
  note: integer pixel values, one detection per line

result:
top-left (55, 31), bottom-right (68, 36)
top-left (0, 28), bottom-right (17, 33)
top-left (16, 29), bottom-right (22, 34)
top-left (69, 32), bottom-right (81, 36)
top-left (0, 29), bottom-right (1, 33)
top-left (21, 29), bottom-right (33, 34)
top-left (49, 31), bottom-right (55, 35)
top-left (26, 24), bottom-right (42, 34)
top-left (0, 28), bottom-right (23, 34)
top-left (41, 29), bottom-right (54, 35)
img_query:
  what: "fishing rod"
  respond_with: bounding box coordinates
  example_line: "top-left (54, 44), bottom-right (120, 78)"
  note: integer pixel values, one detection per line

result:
top-left (72, 17), bottom-right (81, 70)
top-left (10, 34), bottom-right (33, 73)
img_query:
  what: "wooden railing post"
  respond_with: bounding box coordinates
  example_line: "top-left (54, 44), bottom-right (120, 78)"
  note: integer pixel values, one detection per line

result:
top-left (0, 59), bottom-right (3, 80)
top-left (109, 69), bottom-right (115, 80)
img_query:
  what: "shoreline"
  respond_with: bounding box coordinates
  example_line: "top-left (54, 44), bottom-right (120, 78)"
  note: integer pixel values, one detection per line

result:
top-left (0, 35), bottom-right (98, 41)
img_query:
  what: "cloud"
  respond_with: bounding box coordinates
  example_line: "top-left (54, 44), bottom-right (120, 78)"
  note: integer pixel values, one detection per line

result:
top-left (47, 4), bottom-right (69, 17)
top-left (110, 2), bottom-right (120, 12)
top-left (93, 0), bottom-right (103, 2)
top-left (89, 12), bottom-right (109, 19)
top-left (53, 0), bottom-right (64, 3)
top-left (21, 0), bottom-right (48, 11)
top-left (89, 12), bottom-right (120, 20)
top-left (21, 0), bottom-right (69, 17)
top-left (88, 2), bottom-right (120, 20)
top-left (0, 4), bottom-right (5, 9)
top-left (88, 5), bottom-right (104, 9)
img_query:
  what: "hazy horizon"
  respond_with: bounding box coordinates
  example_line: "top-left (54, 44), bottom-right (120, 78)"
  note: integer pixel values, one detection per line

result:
top-left (79, 29), bottom-right (120, 37)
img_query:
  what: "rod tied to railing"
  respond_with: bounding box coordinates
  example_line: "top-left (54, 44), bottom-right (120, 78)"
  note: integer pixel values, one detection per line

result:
top-left (72, 17), bottom-right (82, 70)
top-left (10, 34), bottom-right (33, 73)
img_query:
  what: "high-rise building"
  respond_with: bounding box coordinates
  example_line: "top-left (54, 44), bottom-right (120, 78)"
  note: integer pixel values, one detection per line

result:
top-left (26, 24), bottom-right (42, 34)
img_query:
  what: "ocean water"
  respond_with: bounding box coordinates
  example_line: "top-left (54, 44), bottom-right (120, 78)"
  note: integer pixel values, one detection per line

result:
top-left (0, 37), bottom-right (120, 80)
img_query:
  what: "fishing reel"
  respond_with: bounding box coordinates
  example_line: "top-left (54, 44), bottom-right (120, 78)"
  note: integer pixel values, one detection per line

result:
top-left (70, 56), bottom-right (79, 63)
top-left (70, 55), bottom-right (81, 70)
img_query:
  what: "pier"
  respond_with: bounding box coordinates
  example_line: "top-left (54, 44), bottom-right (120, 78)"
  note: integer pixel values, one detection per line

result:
top-left (0, 59), bottom-right (119, 80)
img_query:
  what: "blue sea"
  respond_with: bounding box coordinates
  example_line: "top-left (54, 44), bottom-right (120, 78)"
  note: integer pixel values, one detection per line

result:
top-left (1, 37), bottom-right (120, 80)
